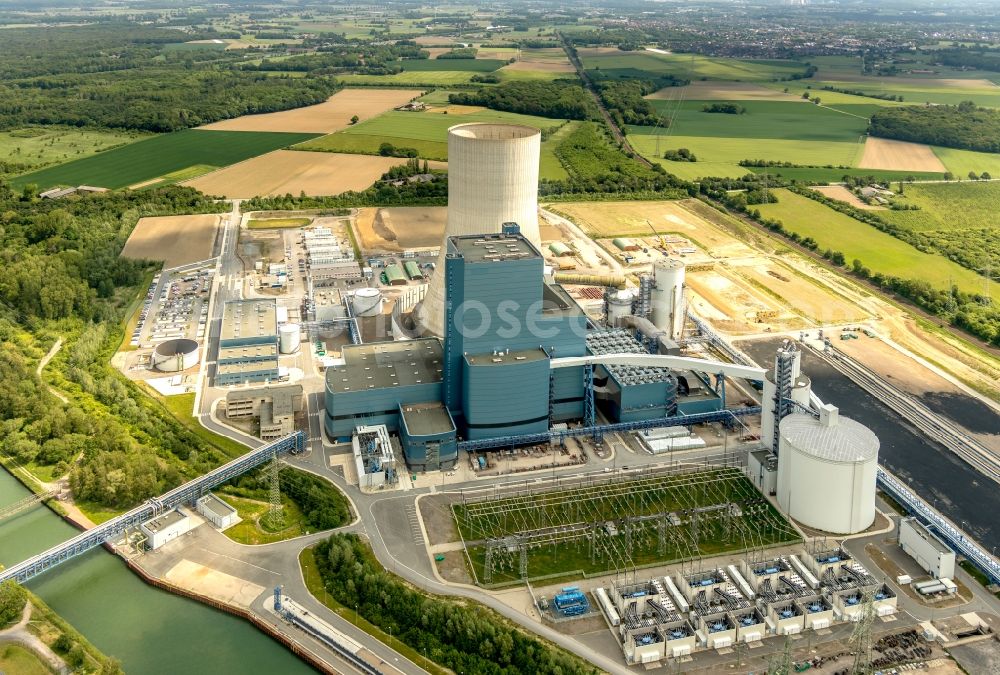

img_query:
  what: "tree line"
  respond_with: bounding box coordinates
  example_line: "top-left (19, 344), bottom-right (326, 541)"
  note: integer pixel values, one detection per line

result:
top-left (312, 534), bottom-right (597, 674)
top-left (448, 80), bottom-right (599, 120)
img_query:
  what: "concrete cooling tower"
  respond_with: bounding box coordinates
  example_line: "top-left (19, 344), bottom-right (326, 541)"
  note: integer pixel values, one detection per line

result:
top-left (416, 123), bottom-right (542, 336)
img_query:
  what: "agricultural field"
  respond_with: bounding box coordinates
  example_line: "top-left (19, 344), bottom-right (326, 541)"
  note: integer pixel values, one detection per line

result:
top-left (881, 182), bottom-right (1000, 232)
top-left (454, 467), bottom-right (799, 584)
top-left (182, 150), bottom-right (434, 198)
top-left (539, 121), bottom-right (578, 181)
top-left (354, 206), bottom-right (446, 253)
top-left (121, 214), bottom-right (221, 268)
top-left (930, 147), bottom-right (1000, 178)
top-left (744, 166), bottom-right (945, 184)
top-left (0, 127), bottom-right (147, 174)
top-left (12, 130), bottom-right (319, 190)
top-left (299, 108), bottom-right (565, 169)
top-left (755, 188), bottom-right (1000, 301)
top-left (646, 81), bottom-right (802, 101)
top-left (399, 58), bottom-right (505, 72)
top-left (793, 77), bottom-right (1000, 108)
top-left (629, 99), bottom-right (869, 179)
top-left (581, 49), bottom-right (810, 82)
top-left (812, 185), bottom-right (885, 210)
top-left (859, 137), bottom-right (946, 172)
top-left (198, 88), bottom-right (419, 133)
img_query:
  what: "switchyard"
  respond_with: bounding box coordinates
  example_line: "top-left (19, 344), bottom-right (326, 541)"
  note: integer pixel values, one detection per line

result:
top-left (453, 464), bottom-right (800, 585)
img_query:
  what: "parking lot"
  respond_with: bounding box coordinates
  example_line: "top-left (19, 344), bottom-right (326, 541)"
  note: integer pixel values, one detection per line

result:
top-left (130, 262), bottom-right (214, 349)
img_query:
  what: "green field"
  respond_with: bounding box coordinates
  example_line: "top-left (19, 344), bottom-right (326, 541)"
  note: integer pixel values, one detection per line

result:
top-left (746, 166), bottom-right (945, 184)
top-left (301, 109), bottom-right (565, 167)
top-left (932, 146), bottom-right (1000, 178)
top-left (756, 189), bottom-right (999, 300)
top-left (881, 182), bottom-right (1000, 231)
top-left (791, 77), bottom-right (1000, 109)
top-left (400, 58), bottom-right (505, 72)
top-left (0, 644), bottom-right (52, 675)
top-left (0, 126), bottom-right (148, 173)
top-left (582, 50), bottom-right (809, 82)
top-left (539, 121), bottom-right (579, 180)
top-left (12, 130), bottom-right (320, 190)
top-left (336, 71), bottom-right (481, 86)
top-left (628, 99), bottom-right (869, 179)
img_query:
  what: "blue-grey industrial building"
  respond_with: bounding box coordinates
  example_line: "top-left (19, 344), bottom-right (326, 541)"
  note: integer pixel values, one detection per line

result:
top-left (217, 299), bottom-right (280, 386)
top-left (324, 226), bottom-right (724, 470)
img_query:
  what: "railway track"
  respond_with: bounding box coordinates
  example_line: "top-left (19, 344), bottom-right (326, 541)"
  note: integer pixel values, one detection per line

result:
top-left (812, 345), bottom-right (1000, 485)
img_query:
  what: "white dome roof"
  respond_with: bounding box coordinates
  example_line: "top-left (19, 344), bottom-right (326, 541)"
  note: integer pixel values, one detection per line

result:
top-left (779, 413), bottom-right (878, 463)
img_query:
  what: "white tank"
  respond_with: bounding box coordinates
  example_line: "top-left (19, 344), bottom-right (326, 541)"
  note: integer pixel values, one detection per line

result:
top-left (651, 259), bottom-right (685, 340)
top-left (417, 123), bottom-right (542, 336)
top-left (606, 289), bottom-right (634, 327)
top-left (278, 323), bottom-right (301, 354)
top-left (776, 405), bottom-right (879, 534)
top-left (151, 338), bottom-right (199, 372)
top-left (353, 287), bottom-right (383, 317)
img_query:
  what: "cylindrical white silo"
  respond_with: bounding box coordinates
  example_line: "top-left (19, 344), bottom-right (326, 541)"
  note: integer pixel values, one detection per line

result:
top-left (651, 259), bottom-right (685, 340)
top-left (606, 289), bottom-right (634, 327)
top-left (152, 338), bottom-right (200, 372)
top-left (417, 123), bottom-right (542, 336)
top-left (353, 287), bottom-right (383, 317)
top-left (776, 406), bottom-right (879, 534)
top-left (279, 324), bottom-right (301, 354)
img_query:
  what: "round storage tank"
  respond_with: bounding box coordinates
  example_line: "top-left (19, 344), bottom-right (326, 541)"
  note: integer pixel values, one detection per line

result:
top-left (776, 407), bottom-right (879, 535)
top-left (279, 323), bottom-right (301, 354)
top-left (606, 289), bottom-right (634, 327)
top-left (151, 338), bottom-right (199, 372)
top-left (651, 259), bottom-right (685, 338)
top-left (353, 287), bottom-right (383, 317)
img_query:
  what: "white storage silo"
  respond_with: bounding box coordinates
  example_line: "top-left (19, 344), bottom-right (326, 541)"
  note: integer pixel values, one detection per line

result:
top-left (417, 123), bottom-right (542, 336)
top-left (278, 323), bottom-right (301, 354)
top-left (353, 287), bottom-right (383, 317)
top-left (151, 338), bottom-right (200, 372)
top-left (651, 259), bottom-right (685, 340)
top-left (776, 405), bottom-right (879, 535)
top-left (606, 289), bottom-right (634, 327)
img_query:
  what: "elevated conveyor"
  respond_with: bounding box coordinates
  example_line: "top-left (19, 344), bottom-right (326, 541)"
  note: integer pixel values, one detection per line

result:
top-left (0, 432), bottom-right (304, 585)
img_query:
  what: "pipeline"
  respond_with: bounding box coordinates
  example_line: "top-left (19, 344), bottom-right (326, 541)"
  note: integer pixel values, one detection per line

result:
top-left (553, 273), bottom-right (628, 289)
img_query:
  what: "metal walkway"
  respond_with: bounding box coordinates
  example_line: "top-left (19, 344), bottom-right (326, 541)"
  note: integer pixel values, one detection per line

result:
top-left (0, 432), bottom-right (305, 585)
top-left (877, 467), bottom-right (1000, 585)
top-left (0, 489), bottom-right (59, 523)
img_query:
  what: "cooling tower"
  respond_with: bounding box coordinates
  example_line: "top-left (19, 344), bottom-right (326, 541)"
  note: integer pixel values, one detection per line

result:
top-left (416, 123), bottom-right (542, 336)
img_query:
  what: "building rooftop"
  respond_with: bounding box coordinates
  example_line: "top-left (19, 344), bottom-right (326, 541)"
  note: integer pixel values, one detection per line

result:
top-left (779, 411), bottom-right (879, 463)
top-left (448, 232), bottom-right (540, 263)
top-left (400, 402), bottom-right (456, 437)
top-left (226, 384), bottom-right (302, 417)
top-left (326, 337), bottom-right (443, 393)
top-left (903, 517), bottom-right (952, 555)
top-left (219, 344), bottom-right (279, 362)
top-left (142, 509), bottom-right (188, 533)
top-left (587, 329), bottom-right (674, 385)
top-left (222, 299), bottom-right (277, 343)
top-left (466, 347), bottom-right (548, 367)
top-left (198, 493), bottom-right (236, 519)
top-left (217, 360), bottom-right (279, 377)
top-left (542, 282), bottom-right (586, 318)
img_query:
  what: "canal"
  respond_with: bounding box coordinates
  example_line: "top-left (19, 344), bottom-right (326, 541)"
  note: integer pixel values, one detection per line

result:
top-left (0, 469), bottom-right (315, 675)
top-left (738, 338), bottom-right (1000, 553)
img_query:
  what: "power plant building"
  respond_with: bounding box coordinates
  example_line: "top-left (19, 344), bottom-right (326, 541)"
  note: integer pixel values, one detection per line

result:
top-left (217, 299), bottom-right (280, 385)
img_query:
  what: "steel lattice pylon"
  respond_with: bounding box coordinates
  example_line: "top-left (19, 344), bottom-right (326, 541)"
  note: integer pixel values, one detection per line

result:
top-left (266, 448), bottom-right (284, 528)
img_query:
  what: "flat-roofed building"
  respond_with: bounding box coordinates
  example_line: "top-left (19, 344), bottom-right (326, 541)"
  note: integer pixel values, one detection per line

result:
top-left (225, 384), bottom-right (303, 440)
top-left (217, 299), bottom-right (279, 385)
top-left (140, 509), bottom-right (193, 550)
top-left (899, 517), bottom-right (955, 580)
top-left (196, 493), bottom-right (238, 529)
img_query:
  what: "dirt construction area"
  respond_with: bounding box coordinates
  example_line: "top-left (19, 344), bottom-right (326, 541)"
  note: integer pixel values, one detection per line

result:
top-left (183, 150), bottom-right (419, 198)
top-left (859, 137), bottom-right (946, 172)
top-left (354, 206), bottom-right (446, 253)
top-left (121, 214), bottom-right (220, 268)
top-left (197, 88), bottom-right (419, 133)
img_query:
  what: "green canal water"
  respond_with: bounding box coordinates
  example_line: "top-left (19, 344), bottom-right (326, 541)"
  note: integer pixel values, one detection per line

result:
top-left (0, 469), bottom-right (315, 674)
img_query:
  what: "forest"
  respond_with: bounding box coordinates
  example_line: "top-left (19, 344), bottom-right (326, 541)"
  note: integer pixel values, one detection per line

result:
top-left (448, 81), bottom-right (599, 120)
top-left (312, 534), bottom-right (596, 675)
top-left (0, 185), bottom-right (243, 509)
top-left (225, 467), bottom-right (353, 532)
top-left (0, 24), bottom-right (339, 132)
top-left (869, 102), bottom-right (1000, 153)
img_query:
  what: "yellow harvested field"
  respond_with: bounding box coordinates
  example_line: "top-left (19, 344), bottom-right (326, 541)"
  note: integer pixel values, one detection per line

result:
top-left (197, 88), bottom-right (419, 133)
top-left (811, 185), bottom-right (886, 210)
top-left (182, 150), bottom-right (439, 199)
top-left (426, 104), bottom-right (487, 115)
top-left (355, 206), bottom-right (446, 253)
top-left (735, 263), bottom-right (867, 324)
top-left (859, 137), bottom-right (946, 172)
top-left (647, 81), bottom-right (800, 101)
top-left (501, 59), bottom-right (575, 73)
top-left (121, 214), bottom-right (219, 268)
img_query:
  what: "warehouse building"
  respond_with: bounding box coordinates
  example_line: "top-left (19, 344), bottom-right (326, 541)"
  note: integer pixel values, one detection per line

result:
top-left (217, 299), bottom-right (279, 385)
top-left (899, 517), bottom-right (956, 580)
top-left (140, 509), bottom-right (193, 550)
top-left (196, 493), bottom-right (238, 529)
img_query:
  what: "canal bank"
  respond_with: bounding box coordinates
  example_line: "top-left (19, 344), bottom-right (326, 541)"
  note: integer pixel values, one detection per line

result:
top-left (0, 468), bottom-right (317, 675)
top-left (738, 338), bottom-right (999, 553)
